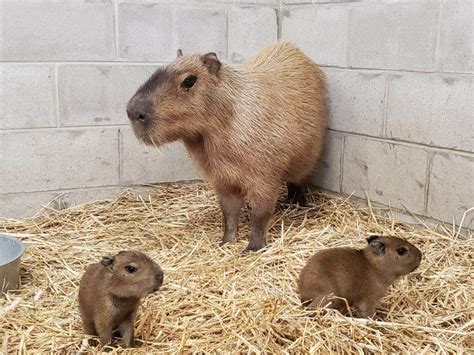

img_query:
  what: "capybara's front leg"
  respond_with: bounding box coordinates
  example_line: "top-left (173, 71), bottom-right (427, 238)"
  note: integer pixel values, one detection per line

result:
top-left (95, 319), bottom-right (113, 348)
top-left (245, 194), bottom-right (277, 252)
top-left (218, 193), bottom-right (243, 246)
top-left (118, 313), bottom-right (135, 348)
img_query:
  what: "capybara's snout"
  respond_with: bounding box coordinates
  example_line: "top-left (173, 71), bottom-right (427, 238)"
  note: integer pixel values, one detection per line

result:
top-left (126, 93), bottom-right (153, 126)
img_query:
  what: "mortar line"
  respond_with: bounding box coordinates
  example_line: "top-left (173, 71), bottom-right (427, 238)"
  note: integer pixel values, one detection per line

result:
top-left (1, 184), bottom-right (123, 197)
top-left (424, 152), bottom-right (434, 215)
top-left (326, 129), bottom-right (474, 156)
top-left (339, 135), bottom-right (345, 194)
top-left (53, 64), bottom-right (60, 128)
top-left (276, 0), bottom-right (282, 40)
top-left (382, 72), bottom-right (390, 138)
top-left (118, 128), bottom-right (123, 186)
top-left (434, 0), bottom-right (443, 71)
top-left (1, 124), bottom-right (129, 132)
top-left (225, 7), bottom-right (230, 61)
top-left (2, 60), bottom-right (473, 76)
top-left (114, 0), bottom-right (119, 60)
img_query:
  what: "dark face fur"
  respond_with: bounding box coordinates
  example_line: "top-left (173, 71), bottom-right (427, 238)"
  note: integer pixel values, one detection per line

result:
top-left (365, 235), bottom-right (422, 277)
top-left (101, 250), bottom-right (164, 299)
top-left (126, 51), bottom-right (222, 146)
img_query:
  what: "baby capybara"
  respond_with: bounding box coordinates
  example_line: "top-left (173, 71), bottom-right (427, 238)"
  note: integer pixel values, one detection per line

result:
top-left (78, 250), bottom-right (163, 348)
top-left (127, 42), bottom-right (327, 252)
top-left (298, 236), bottom-right (422, 318)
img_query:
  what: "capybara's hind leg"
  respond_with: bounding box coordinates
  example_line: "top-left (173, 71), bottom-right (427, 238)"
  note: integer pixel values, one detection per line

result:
top-left (245, 193), bottom-right (277, 252)
top-left (218, 193), bottom-right (244, 246)
top-left (287, 182), bottom-right (308, 207)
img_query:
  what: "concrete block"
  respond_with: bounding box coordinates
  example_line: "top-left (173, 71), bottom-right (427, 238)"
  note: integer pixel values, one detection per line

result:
top-left (0, 129), bottom-right (119, 194)
top-left (0, 0), bottom-right (114, 61)
top-left (386, 74), bottom-right (473, 151)
top-left (439, 0), bottom-right (474, 73)
top-left (228, 7), bottom-right (277, 63)
top-left (281, 5), bottom-right (350, 66)
top-left (118, 3), bottom-right (173, 61)
top-left (120, 128), bottom-right (199, 185)
top-left (311, 132), bottom-right (343, 193)
top-left (171, 6), bottom-right (228, 60)
top-left (342, 136), bottom-right (427, 214)
top-left (0, 65), bottom-right (56, 129)
top-left (58, 65), bottom-right (156, 126)
top-left (324, 69), bottom-right (386, 137)
top-left (427, 153), bottom-right (474, 229)
top-left (118, 3), bottom-right (227, 61)
top-left (348, 2), bottom-right (438, 70)
top-left (0, 187), bottom-right (122, 219)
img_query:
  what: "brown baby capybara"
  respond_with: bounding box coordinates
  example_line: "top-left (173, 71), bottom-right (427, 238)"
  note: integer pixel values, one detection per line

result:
top-left (127, 42), bottom-right (327, 252)
top-left (78, 250), bottom-right (163, 348)
top-left (298, 236), bottom-right (422, 318)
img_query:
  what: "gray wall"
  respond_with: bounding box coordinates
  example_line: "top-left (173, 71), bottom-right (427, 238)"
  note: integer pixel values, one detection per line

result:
top-left (0, 0), bottom-right (472, 228)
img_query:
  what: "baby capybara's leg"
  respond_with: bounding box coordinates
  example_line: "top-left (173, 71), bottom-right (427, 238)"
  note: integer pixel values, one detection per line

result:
top-left (218, 193), bottom-right (244, 246)
top-left (82, 320), bottom-right (97, 336)
top-left (287, 182), bottom-right (308, 207)
top-left (355, 300), bottom-right (376, 318)
top-left (245, 193), bottom-right (277, 252)
top-left (118, 314), bottom-right (135, 348)
top-left (95, 319), bottom-right (113, 348)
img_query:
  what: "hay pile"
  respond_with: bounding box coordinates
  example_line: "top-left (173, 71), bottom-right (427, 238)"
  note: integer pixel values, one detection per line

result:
top-left (1, 183), bottom-right (472, 353)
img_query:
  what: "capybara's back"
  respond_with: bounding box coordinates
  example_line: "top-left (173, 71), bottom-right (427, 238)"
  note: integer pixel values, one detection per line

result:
top-left (237, 42), bottom-right (327, 185)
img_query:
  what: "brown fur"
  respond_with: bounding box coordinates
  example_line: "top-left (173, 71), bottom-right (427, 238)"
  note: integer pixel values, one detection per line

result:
top-left (78, 251), bottom-right (163, 348)
top-left (127, 42), bottom-right (327, 251)
top-left (298, 236), bottom-right (422, 318)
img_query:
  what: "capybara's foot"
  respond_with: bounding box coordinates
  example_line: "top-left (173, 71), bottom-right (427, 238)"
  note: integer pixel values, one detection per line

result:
top-left (219, 239), bottom-right (232, 247)
top-left (243, 240), bottom-right (266, 252)
top-left (87, 338), bottom-right (99, 347)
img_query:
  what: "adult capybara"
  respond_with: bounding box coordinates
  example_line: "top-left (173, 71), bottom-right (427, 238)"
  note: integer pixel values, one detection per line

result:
top-left (78, 250), bottom-right (163, 348)
top-left (298, 236), bottom-right (422, 318)
top-left (127, 42), bottom-right (327, 252)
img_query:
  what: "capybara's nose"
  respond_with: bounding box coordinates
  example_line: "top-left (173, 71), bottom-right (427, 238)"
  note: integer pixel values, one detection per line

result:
top-left (127, 108), bottom-right (149, 125)
top-left (127, 97), bottom-right (151, 125)
top-left (155, 272), bottom-right (164, 286)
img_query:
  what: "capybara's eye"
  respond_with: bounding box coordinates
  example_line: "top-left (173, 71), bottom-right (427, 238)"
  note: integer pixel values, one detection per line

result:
top-left (397, 247), bottom-right (407, 256)
top-left (125, 265), bottom-right (137, 273)
top-left (181, 75), bottom-right (197, 90)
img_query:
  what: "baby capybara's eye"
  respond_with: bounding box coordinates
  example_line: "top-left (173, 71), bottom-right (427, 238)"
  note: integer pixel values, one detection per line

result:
top-left (181, 75), bottom-right (197, 89)
top-left (397, 247), bottom-right (407, 256)
top-left (125, 265), bottom-right (137, 273)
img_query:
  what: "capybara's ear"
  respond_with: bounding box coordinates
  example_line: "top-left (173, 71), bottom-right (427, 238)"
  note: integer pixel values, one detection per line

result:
top-left (368, 238), bottom-right (386, 256)
top-left (366, 235), bottom-right (379, 244)
top-left (101, 256), bottom-right (115, 267)
top-left (201, 52), bottom-right (221, 75)
top-left (177, 49), bottom-right (183, 57)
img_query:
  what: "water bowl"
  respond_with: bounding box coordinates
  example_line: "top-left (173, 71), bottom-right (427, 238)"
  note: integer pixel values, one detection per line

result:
top-left (0, 234), bottom-right (25, 295)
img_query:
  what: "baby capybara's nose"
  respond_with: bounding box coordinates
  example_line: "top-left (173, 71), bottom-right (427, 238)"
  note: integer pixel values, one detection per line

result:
top-left (155, 272), bottom-right (164, 286)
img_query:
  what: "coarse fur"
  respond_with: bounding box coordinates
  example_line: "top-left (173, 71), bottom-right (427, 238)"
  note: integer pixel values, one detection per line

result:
top-left (298, 236), bottom-right (422, 318)
top-left (127, 42), bottom-right (327, 252)
top-left (78, 250), bottom-right (163, 349)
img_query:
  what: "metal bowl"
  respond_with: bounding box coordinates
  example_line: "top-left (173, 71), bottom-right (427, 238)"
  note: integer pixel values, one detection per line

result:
top-left (0, 234), bottom-right (25, 295)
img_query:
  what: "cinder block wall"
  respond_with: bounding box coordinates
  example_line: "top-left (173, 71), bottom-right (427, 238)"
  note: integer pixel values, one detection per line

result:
top-left (0, 0), bottom-right (472, 229)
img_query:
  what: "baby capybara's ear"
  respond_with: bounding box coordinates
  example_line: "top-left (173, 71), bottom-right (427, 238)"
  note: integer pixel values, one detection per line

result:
top-left (366, 235), bottom-right (380, 244)
top-left (201, 52), bottom-right (221, 75)
top-left (101, 256), bottom-right (115, 267)
top-left (367, 237), bottom-right (386, 256)
top-left (177, 49), bottom-right (183, 58)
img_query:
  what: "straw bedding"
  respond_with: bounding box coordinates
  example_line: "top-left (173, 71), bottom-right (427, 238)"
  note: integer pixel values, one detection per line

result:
top-left (0, 183), bottom-right (472, 353)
